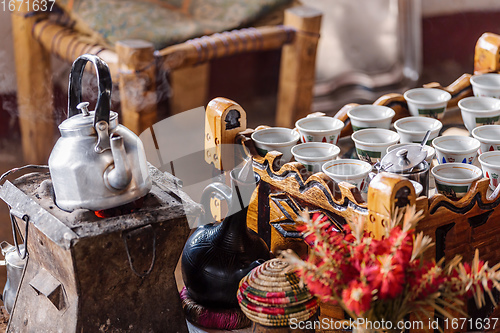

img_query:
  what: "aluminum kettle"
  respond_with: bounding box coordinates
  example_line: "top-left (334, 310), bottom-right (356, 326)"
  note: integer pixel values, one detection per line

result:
top-left (48, 54), bottom-right (151, 212)
top-left (0, 242), bottom-right (26, 314)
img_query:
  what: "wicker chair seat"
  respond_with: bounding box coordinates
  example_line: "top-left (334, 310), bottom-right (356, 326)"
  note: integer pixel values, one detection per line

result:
top-left (55, 0), bottom-right (293, 49)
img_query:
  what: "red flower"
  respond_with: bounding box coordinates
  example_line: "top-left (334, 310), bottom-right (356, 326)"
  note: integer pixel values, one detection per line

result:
top-left (299, 213), bottom-right (342, 246)
top-left (443, 268), bottom-right (466, 297)
top-left (460, 261), bottom-right (493, 296)
top-left (305, 274), bottom-right (333, 300)
top-left (312, 212), bottom-right (328, 223)
top-left (388, 227), bottom-right (413, 267)
top-left (351, 242), bottom-right (370, 270)
top-left (408, 260), bottom-right (444, 301)
top-left (342, 280), bottom-right (372, 315)
top-left (296, 223), bottom-right (308, 233)
top-left (463, 262), bottom-right (471, 274)
top-left (364, 255), bottom-right (406, 299)
top-left (371, 238), bottom-right (391, 256)
top-left (339, 261), bottom-right (359, 283)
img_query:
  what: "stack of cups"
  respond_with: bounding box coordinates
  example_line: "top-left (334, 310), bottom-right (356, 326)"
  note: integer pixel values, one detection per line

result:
top-left (467, 73), bottom-right (500, 192)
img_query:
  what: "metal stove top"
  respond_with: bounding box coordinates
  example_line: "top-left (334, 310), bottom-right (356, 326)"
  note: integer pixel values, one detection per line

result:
top-left (0, 164), bottom-right (201, 250)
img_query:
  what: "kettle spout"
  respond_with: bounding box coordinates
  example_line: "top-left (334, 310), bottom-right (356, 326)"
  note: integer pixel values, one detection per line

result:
top-left (105, 134), bottom-right (132, 190)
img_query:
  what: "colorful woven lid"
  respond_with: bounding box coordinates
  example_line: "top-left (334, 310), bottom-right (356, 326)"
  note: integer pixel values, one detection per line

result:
top-left (237, 258), bottom-right (318, 327)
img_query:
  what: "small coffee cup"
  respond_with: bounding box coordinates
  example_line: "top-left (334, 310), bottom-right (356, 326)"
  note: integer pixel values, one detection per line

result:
top-left (404, 88), bottom-right (451, 119)
top-left (458, 96), bottom-right (500, 133)
top-left (472, 125), bottom-right (500, 154)
top-left (432, 163), bottom-right (482, 200)
top-left (478, 151), bottom-right (500, 190)
top-left (432, 135), bottom-right (480, 165)
top-left (394, 116), bottom-right (442, 145)
top-left (351, 128), bottom-right (400, 165)
top-left (470, 73), bottom-right (500, 98)
top-left (295, 116), bottom-right (345, 144)
top-left (251, 127), bottom-right (300, 162)
top-left (322, 159), bottom-right (372, 193)
top-left (291, 142), bottom-right (340, 173)
top-left (347, 105), bottom-right (395, 131)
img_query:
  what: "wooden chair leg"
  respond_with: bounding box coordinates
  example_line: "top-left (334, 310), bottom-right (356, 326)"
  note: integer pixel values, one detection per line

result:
top-left (11, 7), bottom-right (54, 164)
top-left (276, 6), bottom-right (322, 128)
top-left (170, 63), bottom-right (210, 115)
top-left (116, 40), bottom-right (158, 135)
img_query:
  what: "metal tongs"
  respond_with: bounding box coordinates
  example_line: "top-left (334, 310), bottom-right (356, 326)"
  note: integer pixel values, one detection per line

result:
top-left (373, 161), bottom-right (393, 173)
top-left (367, 161), bottom-right (393, 185)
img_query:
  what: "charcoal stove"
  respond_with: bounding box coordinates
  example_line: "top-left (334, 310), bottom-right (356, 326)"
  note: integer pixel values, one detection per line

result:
top-left (0, 164), bottom-right (201, 332)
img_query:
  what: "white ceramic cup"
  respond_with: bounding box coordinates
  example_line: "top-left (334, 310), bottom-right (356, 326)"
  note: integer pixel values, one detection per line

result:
top-left (478, 151), bottom-right (500, 190)
top-left (351, 128), bottom-right (400, 164)
top-left (470, 73), bottom-right (500, 98)
top-left (458, 96), bottom-right (500, 133)
top-left (393, 116), bottom-right (442, 145)
top-left (295, 116), bottom-right (345, 144)
top-left (403, 88), bottom-right (452, 119)
top-left (251, 127), bottom-right (300, 162)
top-left (347, 105), bottom-right (395, 131)
top-left (387, 143), bottom-right (435, 164)
top-left (432, 135), bottom-right (481, 165)
top-left (291, 143), bottom-right (340, 173)
top-left (322, 159), bottom-right (372, 193)
top-left (471, 125), bottom-right (500, 154)
top-left (431, 163), bottom-right (482, 200)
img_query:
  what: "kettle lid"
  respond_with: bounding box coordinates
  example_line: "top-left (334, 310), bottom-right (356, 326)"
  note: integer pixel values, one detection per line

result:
top-left (59, 109), bottom-right (118, 135)
top-left (381, 145), bottom-right (427, 172)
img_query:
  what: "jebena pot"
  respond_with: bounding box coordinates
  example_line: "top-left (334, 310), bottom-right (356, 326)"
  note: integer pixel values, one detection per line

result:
top-left (181, 167), bottom-right (270, 308)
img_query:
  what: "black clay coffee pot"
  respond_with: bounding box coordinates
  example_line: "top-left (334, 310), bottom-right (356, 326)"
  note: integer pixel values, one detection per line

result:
top-left (181, 160), bottom-right (270, 308)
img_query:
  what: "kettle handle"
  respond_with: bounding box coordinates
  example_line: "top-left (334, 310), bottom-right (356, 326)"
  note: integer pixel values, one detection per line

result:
top-left (68, 54), bottom-right (112, 126)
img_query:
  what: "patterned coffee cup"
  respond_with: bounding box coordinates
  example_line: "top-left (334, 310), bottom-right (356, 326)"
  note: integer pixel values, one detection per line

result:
top-left (295, 116), bottom-right (345, 144)
top-left (404, 88), bottom-right (451, 120)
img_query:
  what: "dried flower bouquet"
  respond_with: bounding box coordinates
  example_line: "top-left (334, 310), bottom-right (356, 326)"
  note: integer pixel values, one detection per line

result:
top-left (284, 206), bottom-right (500, 332)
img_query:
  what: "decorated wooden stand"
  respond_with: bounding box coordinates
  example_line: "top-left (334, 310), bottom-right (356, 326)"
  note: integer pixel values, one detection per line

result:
top-left (203, 32), bottom-right (500, 332)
